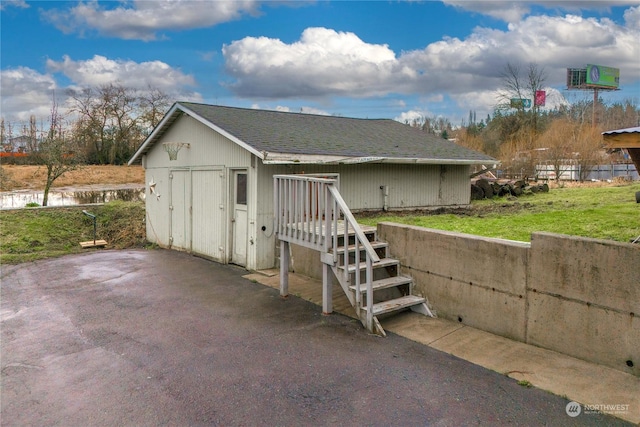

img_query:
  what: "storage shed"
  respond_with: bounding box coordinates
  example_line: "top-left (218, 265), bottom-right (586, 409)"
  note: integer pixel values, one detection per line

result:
top-left (128, 102), bottom-right (496, 270)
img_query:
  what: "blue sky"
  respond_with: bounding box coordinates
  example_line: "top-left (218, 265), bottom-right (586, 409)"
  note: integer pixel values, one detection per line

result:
top-left (1, 1), bottom-right (639, 126)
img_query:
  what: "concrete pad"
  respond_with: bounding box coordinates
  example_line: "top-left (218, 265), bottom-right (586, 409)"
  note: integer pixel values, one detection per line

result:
top-left (251, 270), bottom-right (640, 425)
top-left (421, 319), bottom-right (640, 424)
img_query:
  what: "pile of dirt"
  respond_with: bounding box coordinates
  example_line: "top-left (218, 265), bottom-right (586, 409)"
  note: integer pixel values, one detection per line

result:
top-left (0, 165), bottom-right (145, 191)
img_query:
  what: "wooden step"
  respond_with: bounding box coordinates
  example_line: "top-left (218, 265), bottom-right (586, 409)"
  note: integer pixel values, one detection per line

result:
top-left (349, 275), bottom-right (412, 293)
top-left (338, 257), bottom-right (398, 274)
top-left (332, 241), bottom-right (388, 255)
top-left (362, 295), bottom-right (426, 316)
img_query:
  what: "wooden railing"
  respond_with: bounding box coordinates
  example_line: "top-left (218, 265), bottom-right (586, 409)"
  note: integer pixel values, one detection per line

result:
top-left (274, 174), bottom-right (380, 330)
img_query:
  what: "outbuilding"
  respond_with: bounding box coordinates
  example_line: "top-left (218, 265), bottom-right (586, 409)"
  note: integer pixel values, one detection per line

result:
top-left (128, 102), bottom-right (496, 270)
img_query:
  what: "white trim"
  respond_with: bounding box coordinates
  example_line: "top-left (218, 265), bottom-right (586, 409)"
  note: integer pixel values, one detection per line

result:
top-left (262, 152), bottom-right (497, 166)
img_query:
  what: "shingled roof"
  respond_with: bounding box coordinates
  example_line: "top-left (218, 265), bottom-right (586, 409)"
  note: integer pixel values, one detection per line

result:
top-left (129, 102), bottom-right (497, 165)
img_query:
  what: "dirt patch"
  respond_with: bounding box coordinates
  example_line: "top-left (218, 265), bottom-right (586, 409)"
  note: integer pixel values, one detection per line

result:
top-left (0, 165), bottom-right (145, 191)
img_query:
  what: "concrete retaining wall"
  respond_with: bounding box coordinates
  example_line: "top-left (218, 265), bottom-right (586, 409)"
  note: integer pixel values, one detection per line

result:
top-left (377, 224), bottom-right (530, 342)
top-left (526, 232), bottom-right (640, 377)
top-left (377, 224), bottom-right (639, 377)
top-left (287, 224), bottom-right (639, 376)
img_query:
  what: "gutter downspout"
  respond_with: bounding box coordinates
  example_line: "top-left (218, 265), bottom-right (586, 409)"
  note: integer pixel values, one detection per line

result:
top-left (380, 185), bottom-right (389, 211)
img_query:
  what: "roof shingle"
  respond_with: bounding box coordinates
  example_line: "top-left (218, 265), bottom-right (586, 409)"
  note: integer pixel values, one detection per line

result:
top-left (130, 102), bottom-right (497, 165)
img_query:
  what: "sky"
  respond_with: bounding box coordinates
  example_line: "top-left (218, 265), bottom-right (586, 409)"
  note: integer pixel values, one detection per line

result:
top-left (1, 0), bottom-right (639, 127)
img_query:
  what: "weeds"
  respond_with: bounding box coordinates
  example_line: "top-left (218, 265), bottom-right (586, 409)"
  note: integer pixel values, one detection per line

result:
top-left (0, 201), bottom-right (147, 264)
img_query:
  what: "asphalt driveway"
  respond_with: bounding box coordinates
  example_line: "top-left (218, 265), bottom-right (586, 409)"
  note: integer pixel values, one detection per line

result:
top-left (1, 249), bottom-right (630, 426)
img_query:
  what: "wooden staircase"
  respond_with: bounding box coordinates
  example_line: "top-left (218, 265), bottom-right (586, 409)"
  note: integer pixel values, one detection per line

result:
top-left (274, 174), bottom-right (434, 336)
top-left (330, 225), bottom-right (434, 336)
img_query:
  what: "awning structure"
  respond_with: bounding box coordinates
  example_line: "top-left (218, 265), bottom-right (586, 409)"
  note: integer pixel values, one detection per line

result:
top-left (602, 127), bottom-right (640, 173)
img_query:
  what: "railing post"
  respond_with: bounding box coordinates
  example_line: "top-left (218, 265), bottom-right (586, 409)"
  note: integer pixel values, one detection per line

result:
top-left (280, 240), bottom-right (289, 297)
top-left (354, 237), bottom-right (361, 315)
top-left (366, 256), bottom-right (373, 332)
top-left (322, 263), bottom-right (332, 314)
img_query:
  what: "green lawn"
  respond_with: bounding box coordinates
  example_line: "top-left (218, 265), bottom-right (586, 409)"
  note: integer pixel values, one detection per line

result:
top-left (1, 184), bottom-right (638, 265)
top-left (0, 201), bottom-right (147, 264)
top-left (357, 183), bottom-right (640, 243)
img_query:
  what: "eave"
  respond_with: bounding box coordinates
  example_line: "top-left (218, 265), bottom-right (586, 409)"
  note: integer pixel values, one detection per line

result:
top-left (261, 152), bottom-right (499, 166)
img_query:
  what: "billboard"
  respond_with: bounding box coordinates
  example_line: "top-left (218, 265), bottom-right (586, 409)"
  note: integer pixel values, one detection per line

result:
top-left (586, 64), bottom-right (619, 88)
top-left (510, 98), bottom-right (531, 108)
top-left (567, 68), bottom-right (587, 88)
top-left (535, 90), bottom-right (546, 107)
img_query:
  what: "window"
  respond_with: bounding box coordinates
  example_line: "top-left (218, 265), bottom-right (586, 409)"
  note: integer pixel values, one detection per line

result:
top-left (236, 173), bottom-right (247, 205)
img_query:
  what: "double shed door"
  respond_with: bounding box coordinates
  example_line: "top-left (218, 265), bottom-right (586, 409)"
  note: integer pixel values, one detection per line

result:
top-left (170, 169), bottom-right (226, 263)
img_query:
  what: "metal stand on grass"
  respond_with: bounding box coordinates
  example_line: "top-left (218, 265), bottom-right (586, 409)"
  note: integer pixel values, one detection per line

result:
top-left (80, 210), bottom-right (108, 248)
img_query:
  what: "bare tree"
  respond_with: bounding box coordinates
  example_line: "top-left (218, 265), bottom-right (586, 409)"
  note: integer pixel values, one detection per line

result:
top-left (536, 118), bottom-right (581, 182)
top-left (497, 63), bottom-right (527, 114)
top-left (139, 85), bottom-right (171, 132)
top-left (573, 125), bottom-right (606, 182)
top-left (496, 62), bottom-right (548, 143)
top-left (68, 83), bottom-right (170, 164)
top-left (32, 98), bottom-right (84, 206)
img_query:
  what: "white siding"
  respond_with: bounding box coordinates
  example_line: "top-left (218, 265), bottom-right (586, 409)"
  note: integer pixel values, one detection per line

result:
top-left (260, 163), bottom-right (471, 211)
top-left (144, 113), bottom-right (472, 271)
top-left (146, 114), bottom-right (252, 168)
top-left (144, 114), bottom-right (257, 267)
top-left (254, 162), bottom-right (472, 269)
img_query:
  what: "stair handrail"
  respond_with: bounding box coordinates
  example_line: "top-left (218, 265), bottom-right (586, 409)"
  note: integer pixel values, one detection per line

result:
top-left (326, 186), bottom-right (380, 263)
top-left (327, 185), bottom-right (379, 331)
top-left (274, 173), bottom-right (380, 331)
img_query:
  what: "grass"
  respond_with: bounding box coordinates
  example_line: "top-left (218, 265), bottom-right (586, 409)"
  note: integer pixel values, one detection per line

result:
top-left (1, 181), bottom-right (638, 265)
top-left (517, 380), bottom-right (533, 388)
top-left (357, 182), bottom-right (640, 243)
top-left (0, 201), bottom-right (148, 264)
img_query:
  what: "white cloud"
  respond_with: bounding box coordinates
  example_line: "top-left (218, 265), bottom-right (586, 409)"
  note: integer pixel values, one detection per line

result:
top-left (1, 56), bottom-right (202, 120)
top-left (624, 5), bottom-right (640, 29)
top-left (223, 27), bottom-right (407, 98)
top-left (46, 55), bottom-right (198, 95)
top-left (0, 0), bottom-right (29, 11)
top-left (251, 104), bottom-right (330, 115)
top-left (442, 1), bottom-right (640, 23)
top-left (299, 106), bottom-right (331, 116)
top-left (443, 1), bottom-right (531, 23)
top-left (0, 67), bottom-right (58, 121)
top-left (43, 0), bottom-right (260, 41)
top-left (394, 109), bottom-right (435, 125)
top-left (222, 12), bottom-right (639, 109)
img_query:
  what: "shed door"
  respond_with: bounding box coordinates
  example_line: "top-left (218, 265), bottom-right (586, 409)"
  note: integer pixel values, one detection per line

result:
top-left (192, 169), bottom-right (225, 262)
top-left (231, 171), bottom-right (248, 266)
top-left (169, 170), bottom-right (190, 251)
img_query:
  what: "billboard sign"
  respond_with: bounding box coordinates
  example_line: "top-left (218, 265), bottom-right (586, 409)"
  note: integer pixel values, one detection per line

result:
top-left (510, 98), bottom-right (532, 108)
top-left (586, 64), bottom-right (619, 88)
top-left (535, 90), bottom-right (546, 107)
